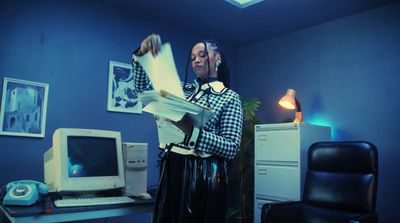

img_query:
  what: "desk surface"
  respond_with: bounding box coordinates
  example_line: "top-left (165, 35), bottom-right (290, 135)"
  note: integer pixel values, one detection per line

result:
top-left (1, 198), bottom-right (154, 223)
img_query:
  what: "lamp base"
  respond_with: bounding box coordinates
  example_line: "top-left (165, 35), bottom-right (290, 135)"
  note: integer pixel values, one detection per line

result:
top-left (293, 112), bottom-right (303, 124)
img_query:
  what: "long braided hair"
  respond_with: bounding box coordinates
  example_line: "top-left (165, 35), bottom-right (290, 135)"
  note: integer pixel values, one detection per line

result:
top-left (183, 40), bottom-right (230, 89)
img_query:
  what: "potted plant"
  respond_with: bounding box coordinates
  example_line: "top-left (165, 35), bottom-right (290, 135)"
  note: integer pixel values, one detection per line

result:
top-left (226, 97), bottom-right (261, 223)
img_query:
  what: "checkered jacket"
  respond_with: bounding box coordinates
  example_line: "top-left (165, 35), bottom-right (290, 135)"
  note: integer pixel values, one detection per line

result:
top-left (131, 59), bottom-right (243, 160)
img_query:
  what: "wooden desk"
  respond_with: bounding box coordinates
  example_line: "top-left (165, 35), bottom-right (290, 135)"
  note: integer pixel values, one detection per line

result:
top-left (0, 198), bottom-right (153, 223)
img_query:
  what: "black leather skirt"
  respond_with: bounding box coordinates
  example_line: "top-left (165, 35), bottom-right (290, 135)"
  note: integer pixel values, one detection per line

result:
top-left (153, 151), bottom-right (228, 223)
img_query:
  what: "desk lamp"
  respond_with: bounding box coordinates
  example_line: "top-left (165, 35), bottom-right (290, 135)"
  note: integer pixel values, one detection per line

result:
top-left (279, 88), bottom-right (303, 124)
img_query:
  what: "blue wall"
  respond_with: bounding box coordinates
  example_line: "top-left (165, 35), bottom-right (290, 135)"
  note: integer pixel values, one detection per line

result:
top-left (236, 2), bottom-right (400, 222)
top-left (0, 1), bottom-right (237, 222)
top-left (2, 0), bottom-right (399, 222)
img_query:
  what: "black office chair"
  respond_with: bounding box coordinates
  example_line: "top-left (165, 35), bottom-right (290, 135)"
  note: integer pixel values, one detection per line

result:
top-left (261, 141), bottom-right (378, 223)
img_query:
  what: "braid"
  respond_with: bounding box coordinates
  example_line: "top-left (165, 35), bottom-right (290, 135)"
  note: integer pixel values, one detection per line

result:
top-left (202, 41), bottom-right (211, 83)
top-left (202, 41), bottom-right (213, 107)
top-left (204, 40), bottom-right (230, 88)
top-left (218, 51), bottom-right (230, 88)
top-left (183, 47), bottom-right (192, 91)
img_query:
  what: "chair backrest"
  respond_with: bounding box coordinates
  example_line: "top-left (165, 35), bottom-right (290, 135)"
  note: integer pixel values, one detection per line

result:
top-left (303, 141), bottom-right (378, 213)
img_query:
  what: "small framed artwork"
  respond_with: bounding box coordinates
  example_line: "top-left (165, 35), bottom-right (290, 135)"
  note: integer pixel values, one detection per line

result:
top-left (107, 61), bottom-right (142, 114)
top-left (0, 77), bottom-right (49, 137)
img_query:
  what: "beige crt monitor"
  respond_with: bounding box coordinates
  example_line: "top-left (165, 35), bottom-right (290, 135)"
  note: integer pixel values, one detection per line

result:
top-left (44, 128), bottom-right (125, 193)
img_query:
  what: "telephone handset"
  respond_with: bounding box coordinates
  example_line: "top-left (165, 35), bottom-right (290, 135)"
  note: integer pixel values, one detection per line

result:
top-left (3, 180), bottom-right (48, 206)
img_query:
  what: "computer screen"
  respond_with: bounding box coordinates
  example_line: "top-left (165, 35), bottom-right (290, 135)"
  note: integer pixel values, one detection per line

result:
top-left (67, 136), bottom-right (119, 177)
top-left (44, 128), bottom-right (125, 193)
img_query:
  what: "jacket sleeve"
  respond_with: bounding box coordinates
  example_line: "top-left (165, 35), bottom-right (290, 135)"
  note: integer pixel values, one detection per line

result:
top-left (194, 93), bottom-right (243, 160)
top-left (131, 53), bottom-right (153, 93)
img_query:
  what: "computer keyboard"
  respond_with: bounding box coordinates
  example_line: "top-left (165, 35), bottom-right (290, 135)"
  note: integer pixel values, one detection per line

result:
top-left (54, 196), bottom-right (136, 207)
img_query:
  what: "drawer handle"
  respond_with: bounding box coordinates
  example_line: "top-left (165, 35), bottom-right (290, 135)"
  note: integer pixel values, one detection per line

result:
top-left (257, 169), bottom-right (267, 175)
top-left (257, 134), bottom-right (268, 140)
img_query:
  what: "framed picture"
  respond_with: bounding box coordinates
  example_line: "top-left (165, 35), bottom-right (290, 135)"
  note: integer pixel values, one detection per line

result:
top-left (107, 61), bottom-right (142, 114)
top-left (0, 77), bottom-right (49, 137)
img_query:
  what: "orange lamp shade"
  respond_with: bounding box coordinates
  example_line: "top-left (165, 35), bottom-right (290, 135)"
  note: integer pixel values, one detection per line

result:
top-left (279, 88), bottom-right (303, 124)
top-left (278, 89), bottom-right (297, 110)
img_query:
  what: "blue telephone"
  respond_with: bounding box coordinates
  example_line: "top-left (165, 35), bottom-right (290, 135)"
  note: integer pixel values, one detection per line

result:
top-left (3, 180), bottom-right (48, 206)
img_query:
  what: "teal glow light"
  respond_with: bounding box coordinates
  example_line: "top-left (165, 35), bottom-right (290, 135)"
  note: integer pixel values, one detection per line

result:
top-left (307, 118), bottom-right (336, 140)
top-left (225, 0), bottom-right (264, 8)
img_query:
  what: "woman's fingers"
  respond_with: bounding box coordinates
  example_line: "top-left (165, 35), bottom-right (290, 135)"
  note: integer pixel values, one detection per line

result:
top-left (150, 34), bottom-right (161, 56)
top-left (139, 33), bottom-right (161, 56)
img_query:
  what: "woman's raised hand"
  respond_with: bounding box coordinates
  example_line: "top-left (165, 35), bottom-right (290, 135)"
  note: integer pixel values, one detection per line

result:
top-left (139, 33), bottom-right (162, 57)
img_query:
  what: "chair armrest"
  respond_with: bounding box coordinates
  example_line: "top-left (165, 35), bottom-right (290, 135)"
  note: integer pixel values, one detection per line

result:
top-left (349, 213), bottom-right (378, 223)
top-left (261, 201), bottom-right (302, 223)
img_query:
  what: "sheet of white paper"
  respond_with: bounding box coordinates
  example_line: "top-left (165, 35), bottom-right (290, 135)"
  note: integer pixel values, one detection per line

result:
top-left (136, 43), bottom-right (185, 99)
top-left (142, 102), bottom-right (186, 122)
top-left (156, 118), bottom-right (186, 145)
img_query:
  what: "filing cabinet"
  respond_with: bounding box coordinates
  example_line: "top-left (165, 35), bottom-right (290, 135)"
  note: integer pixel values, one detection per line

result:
top-left (253, 123), bottom-right (331, 223)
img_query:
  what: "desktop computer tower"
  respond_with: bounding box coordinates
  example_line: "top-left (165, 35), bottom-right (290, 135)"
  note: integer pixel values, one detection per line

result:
top-left (122, 142), bottom-right (148, 196)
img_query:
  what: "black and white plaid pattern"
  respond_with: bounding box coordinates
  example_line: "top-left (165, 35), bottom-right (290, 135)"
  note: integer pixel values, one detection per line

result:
top-left (131, 59), bottom-right (243, 160)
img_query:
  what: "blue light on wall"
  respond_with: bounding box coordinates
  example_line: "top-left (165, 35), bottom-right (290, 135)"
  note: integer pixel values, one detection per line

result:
top-left (225, 0), bottom-right (264, 9)
top-left (307, 117), bottom-right (336, 140)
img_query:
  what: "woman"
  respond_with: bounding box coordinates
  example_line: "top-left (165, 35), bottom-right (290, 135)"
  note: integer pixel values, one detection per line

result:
top-left (131, 34), bottom-right (243, 223)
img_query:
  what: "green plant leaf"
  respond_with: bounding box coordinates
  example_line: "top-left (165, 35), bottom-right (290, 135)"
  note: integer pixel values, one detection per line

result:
top-left (234, 97), bottom-right (261, 222)
top-left (241, 97), bottom-right (261, 121)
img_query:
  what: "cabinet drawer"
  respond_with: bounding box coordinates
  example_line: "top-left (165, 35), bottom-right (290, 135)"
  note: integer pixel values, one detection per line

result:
top-left (255, 129), bottom-right (299, 161)
top-left (255, 165), bottom-right (300, 200)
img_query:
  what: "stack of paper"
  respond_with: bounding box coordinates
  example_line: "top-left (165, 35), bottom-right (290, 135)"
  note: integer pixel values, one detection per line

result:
top-left (135, 43), bottom-right (213, 146)
top-left (138, 90), bottom-right (212, 128)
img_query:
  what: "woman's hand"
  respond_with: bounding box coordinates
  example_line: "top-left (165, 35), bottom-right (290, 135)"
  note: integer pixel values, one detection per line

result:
top-left (171, 114), bottom-right (194, 136)
top-left (139, 33), bottom-right (162, 57)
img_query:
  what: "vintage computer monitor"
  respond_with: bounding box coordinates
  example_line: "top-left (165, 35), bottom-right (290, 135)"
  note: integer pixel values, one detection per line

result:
top-left (44, 128), bottom-right (125, 194)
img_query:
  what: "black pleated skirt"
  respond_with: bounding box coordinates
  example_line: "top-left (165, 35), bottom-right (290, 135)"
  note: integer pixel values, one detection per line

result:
top-left (153, 151), bottom-right (228, 223)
